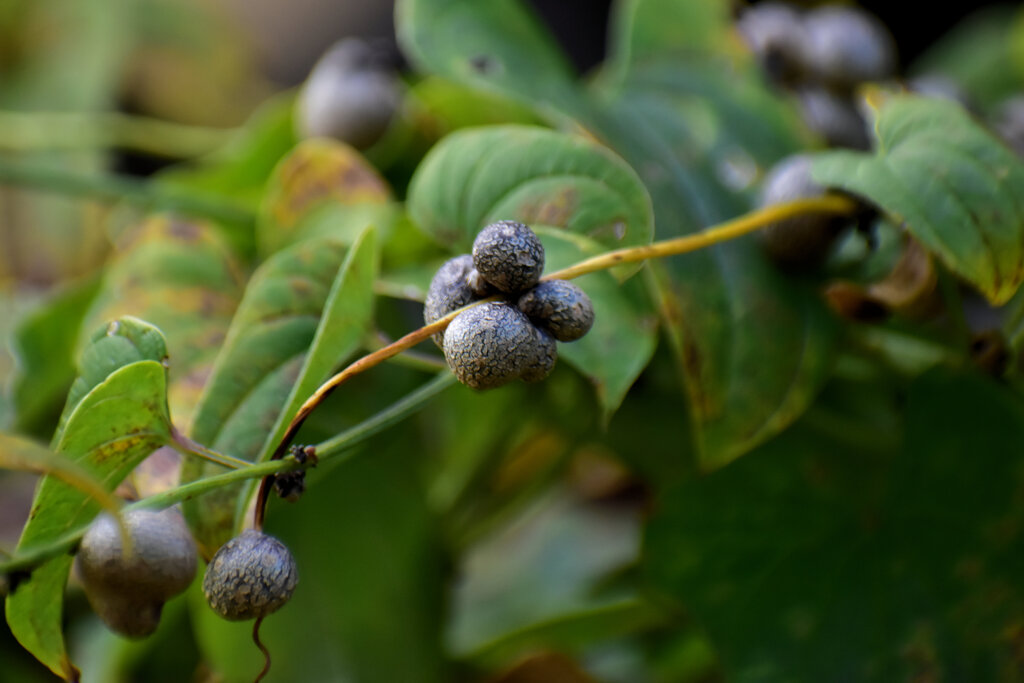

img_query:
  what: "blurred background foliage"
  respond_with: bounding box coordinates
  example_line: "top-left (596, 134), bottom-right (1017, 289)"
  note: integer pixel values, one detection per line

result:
top-left (3, 1), bottom-right (1024, 682)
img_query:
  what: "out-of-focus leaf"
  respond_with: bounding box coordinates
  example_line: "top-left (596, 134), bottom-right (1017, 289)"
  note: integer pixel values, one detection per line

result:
top-left (182, 231), bottom-right (377, 553)
top-left (488, 652), bottom-right (600, 683)
top-left (6, 318), bottom-right (172, 681)
top-left (448, 488), bottom-right (643, 663)
top-left (84, 215), bottom-right (244, 429)
top-left (190, 435), bottom-right (446, 683)
top-left (125, 0), bottom-right (268, 127)
top-left (398, 0), bottom-right (831, 470)
top-left (156, 94), bottom-right (298, 255)
top-left (0, 0), bottom-right (135, 284)
top-left (258, 138), bottom-right (392, 256)
top-left (813, 95), bottom-right (1024, 305)
top-left (535, 228), bottom-right (657, 417)
top-left (408, 76), bottom-right (546, 136)
top-left (397, 0), bottom-right (576, 105)
top-left (11, 276), bottom-right (101, 436)
top-left (605, 0), bottom-right (737, 78)
top-left (646, 369), bottom-right (1024, 680)
top-left (407, 125), bottom-right (653, 279)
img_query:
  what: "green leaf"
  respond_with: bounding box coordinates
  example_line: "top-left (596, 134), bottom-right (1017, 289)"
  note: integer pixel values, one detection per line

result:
top-left (239, 227), bottom-right (378, 498)
top-left (84, 215), bottom-right (244, 429)
top-left (182, 231), bottom-right (378, 552)
top-left (408, 76), bottom-right (546, 134)
top-left (6, 319), bottom-right (172, 681)
top-left (190, 436), bottom-right (446, 683)
top-left (257, 138), bottom-right (392, 257)
top-left (55, 317), bottom-right (168, 445)
top-left (448, 487), bottom-right (644, 663)
top-left (407, 124), bottom-right (654, 280)
top-left (11, 276), bottom-right (101, 437)
top-left (813, 95), bottom-right (1024, 305)
top-left (592, 71), bottom-right (830, 468)
top-left (535, 228), bottom-right (657, 416)
top-left (645, 369), bottom-right (1024, 680)
top-left (156, 94), bottom-right (299, 256)
top-left (397, 0), bottom-right (576, 107)
top-left (605, 0), bottom-right (736, 78)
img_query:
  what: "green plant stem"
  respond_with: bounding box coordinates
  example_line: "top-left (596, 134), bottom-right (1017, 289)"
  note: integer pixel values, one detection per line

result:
top-left (169, 428), bottom-right (251, 470)
top-left (0, 457), bottom-right (304, 575)
top-left (0, 110), bottom-right (234, 158)
top-left (0, 158), bottom-right (255, 226)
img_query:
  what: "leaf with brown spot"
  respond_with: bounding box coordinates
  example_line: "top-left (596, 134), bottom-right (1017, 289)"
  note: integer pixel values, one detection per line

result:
top-left (258, 138), bottom-right (392, 255)
top-left (406, 125), bottom-right (654, 281)
top-left (83, 215), bottom-right (244, 431)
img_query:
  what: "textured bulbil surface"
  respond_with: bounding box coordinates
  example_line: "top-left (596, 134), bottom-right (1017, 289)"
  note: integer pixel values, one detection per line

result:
top-left (472, 221), bottom-right (545, 293)
top-left (203, 529), bottom-right (298, 621)
top-left (520, 327), bottom-right (558, 383)
top-left (76, 508), bottom-right (198, 638)
top-left (518, 280), bottom-right (595, 342)
top-left (443, 302), bottom-right (539, 389)
top-left (758, 154), bottom-right (845, 267)
top-left (424, 254), bottom-right (479, 346)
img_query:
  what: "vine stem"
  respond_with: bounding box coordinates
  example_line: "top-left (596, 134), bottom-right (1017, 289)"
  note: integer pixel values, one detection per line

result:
top-left (542, 194), bottom-right (859, 281)
top-left (251, 193), bottom-right (859, 527)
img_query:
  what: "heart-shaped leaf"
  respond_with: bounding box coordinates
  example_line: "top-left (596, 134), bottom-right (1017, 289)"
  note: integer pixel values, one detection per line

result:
top-left (6, 318), bottom-right (172, 681)
top-left (812, 95), bottom-right (1024, 305)
top-left (407, 124), bottom-right (654, 279)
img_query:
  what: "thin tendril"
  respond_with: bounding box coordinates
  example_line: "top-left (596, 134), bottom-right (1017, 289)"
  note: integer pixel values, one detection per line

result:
top-left (252, 616), bottom-right (271, 683)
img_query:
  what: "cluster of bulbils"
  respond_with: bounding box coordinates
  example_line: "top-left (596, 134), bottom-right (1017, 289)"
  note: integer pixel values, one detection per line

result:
top-left (425, 221), bottom-right (595, 390)
top-left (738, 2), bottom-right (897, 150)
top-left (76, 508), bottom-right (297, 638)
